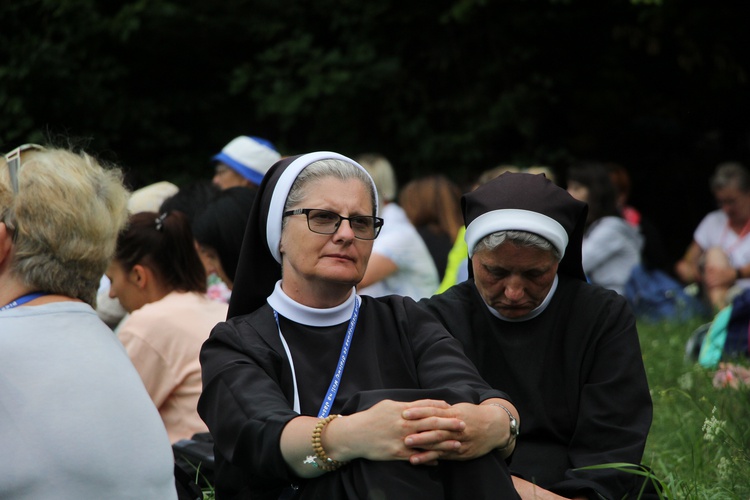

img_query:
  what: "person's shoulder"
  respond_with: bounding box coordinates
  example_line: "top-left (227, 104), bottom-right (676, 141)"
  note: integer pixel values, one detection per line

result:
top-left (697, 209), bottom-right (726, 226)
top-left (557, 275), bottom-right (632, 313)
top-left (132, 292), bottom-right (227, 324)
top-left (360, 293), bottom-right (412, 311)
top-left (361, 293), bottom-right (438, 319)
top-left (205, 304), bottom-right (276, 350)
top-left (590, 216), bottom-right (633, 236)
top-left (421, 280), bottom-right (477, 305)
top-left (222, 303), bottom-right (273, 330)
top-left (375, 204), bottom-right (420, 238)
top-left (418, 280), bottom-right (479, 321)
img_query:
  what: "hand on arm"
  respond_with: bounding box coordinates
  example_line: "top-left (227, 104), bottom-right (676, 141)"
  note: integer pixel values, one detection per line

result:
top-left (401, 398), bottom-right (519, 461)
top-left (280, 399), bottom-right (465, 477)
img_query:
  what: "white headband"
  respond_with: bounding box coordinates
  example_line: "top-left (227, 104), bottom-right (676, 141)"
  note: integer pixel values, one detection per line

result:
top-left (465, 208), bottom-right (568, 258)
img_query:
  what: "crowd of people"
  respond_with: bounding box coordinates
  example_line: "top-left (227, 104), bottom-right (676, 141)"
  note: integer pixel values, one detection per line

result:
top-left (1, 137), bottom-right (744, 499)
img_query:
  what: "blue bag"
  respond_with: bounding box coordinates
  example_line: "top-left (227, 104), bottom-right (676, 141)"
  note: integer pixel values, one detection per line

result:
top-left (624, 264), bottom-right (706, 322)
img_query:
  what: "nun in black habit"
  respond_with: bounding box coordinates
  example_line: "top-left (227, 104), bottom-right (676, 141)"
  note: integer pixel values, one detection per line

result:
top-left (420, 172), bottom-right (654, 499)
top-left (198, 152), bottom-right (521, 499)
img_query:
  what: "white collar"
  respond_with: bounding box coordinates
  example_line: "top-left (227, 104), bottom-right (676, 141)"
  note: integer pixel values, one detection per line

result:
top-left (484, 274), bottom-right (558, 322)
top-left (266, 281), bottom-right (357, 326)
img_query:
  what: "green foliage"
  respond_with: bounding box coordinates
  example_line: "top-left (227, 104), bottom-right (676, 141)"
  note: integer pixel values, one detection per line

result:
top-left (2, 0), bottom-right (748, 189)
top-left (639, 319), bottom-right (750, 499)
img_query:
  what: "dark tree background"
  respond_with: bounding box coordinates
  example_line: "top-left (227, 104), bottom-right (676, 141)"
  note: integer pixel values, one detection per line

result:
top-left (2, 0), bottom-right (749, 267)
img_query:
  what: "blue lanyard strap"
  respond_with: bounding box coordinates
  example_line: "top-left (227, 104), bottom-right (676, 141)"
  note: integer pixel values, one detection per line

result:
top-left (273, 296), bottom-right (361, 418)
top-left (317, 297), bottom-right (360, 418)
top-left (1, 292), bottom-right (49, 311)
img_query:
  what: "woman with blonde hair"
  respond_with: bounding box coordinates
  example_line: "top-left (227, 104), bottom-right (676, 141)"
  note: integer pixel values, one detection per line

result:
top-left (0, 144), bottom-right (176, 499)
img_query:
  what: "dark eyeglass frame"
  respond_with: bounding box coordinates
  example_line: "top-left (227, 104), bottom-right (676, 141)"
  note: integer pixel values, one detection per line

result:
top-left (283, 208), bottom-right (384, 240)
top-left (4, 143), bottom-right (46, 194)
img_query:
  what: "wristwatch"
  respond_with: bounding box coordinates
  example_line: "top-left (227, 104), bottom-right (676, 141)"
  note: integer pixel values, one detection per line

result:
top-left (489, 403), bottom-right (519, 445)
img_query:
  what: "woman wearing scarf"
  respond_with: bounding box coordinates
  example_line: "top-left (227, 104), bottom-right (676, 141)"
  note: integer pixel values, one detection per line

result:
top-left (198, 152), bottom-right (520, 499)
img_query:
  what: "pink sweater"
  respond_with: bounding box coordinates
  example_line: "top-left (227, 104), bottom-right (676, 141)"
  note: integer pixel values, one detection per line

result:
top-left (119, 291), bottom-right (228, 442)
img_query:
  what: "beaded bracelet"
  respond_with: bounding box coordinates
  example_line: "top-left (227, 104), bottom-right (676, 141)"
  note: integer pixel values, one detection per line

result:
top-left (310, 414), bottom-right (347, 472)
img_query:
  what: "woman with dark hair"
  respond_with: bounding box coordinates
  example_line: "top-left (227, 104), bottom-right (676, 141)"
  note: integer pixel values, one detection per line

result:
top-left (566, 162), bottom-right (642, 294)
top-left (399, 174), bottom-right (464, 282)
top-left (107, 210), bottom-right (228, 443)
top-left (192, 186), bottom-right (256, 290)
top-left (198, 152), bottom-right (519, 500)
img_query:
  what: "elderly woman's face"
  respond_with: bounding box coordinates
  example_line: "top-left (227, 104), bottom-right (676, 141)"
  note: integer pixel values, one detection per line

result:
top-left (472, 241), bottom-right (559, 319)
top-left (279, 177), bottom-right (374, 294)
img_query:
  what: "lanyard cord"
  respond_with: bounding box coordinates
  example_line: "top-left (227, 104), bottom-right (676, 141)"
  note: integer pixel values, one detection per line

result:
top-left (0, 292), bottom-right (50, 312)
top-left (273, 296), bottom-right (361, 417)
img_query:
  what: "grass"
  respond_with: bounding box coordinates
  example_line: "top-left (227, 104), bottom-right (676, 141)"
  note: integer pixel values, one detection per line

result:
top-left (639, 317), bottom-right (750, 499)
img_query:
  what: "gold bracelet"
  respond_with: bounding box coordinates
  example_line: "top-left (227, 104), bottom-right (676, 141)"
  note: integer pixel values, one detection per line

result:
top-left (310, 414), bottom-right (347, 472)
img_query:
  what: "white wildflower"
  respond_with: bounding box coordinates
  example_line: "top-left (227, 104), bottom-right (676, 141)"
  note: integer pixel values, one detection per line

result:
top-left (716, 457), bottom-right (732, 480)
top-left (702, 406), bottom-right (726, 443)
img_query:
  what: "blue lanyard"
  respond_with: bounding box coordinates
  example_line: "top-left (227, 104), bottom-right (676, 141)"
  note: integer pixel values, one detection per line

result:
top-left (273, 296), bottom-right (360, 418)
top-left (0, 292), bottom-right (49, 312)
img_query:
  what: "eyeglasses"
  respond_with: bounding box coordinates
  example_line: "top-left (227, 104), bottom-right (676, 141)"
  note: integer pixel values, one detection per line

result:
top-left (283, 208), bottom-right (384, 240)
top-left (4, 144), bottom-right (45, 193)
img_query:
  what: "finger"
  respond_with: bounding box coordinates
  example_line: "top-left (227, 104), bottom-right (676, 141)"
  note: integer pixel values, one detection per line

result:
top-left (405, 415), bottom-right (466, 437)
top-left (402, 399), bottom-right (451, 410)
top-left (402, 405), bottom-right (455, 420)
top-left (408, 449), bottom-right (445, 466)
top-left (405, 429), bottom-right (463, 449)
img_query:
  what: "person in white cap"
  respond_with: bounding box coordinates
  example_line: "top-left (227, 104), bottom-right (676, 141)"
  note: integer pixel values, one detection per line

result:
top-left (212, 135), bottom-right (282, 190)
top-left (420, 172), bottom-right (654, 500)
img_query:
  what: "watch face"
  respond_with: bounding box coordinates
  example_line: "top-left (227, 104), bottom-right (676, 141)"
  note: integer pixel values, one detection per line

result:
top-left (510, 417), bottom-right (519, 436)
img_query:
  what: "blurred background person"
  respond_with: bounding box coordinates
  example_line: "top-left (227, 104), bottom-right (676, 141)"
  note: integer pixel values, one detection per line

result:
top-left (399, 174), bottom-right (464, 283)
top-left (524, 165), bottom-right (557, 184)
top-left (192, 186), bottom-right (256, 294)
top-left (676, 162), bottom-right (750, 311)
top-left (107, 210), bottom-right (228, 443)
top-left (1, 144), bottom-right (176, 499)
top-left (96, 180), bottom-right (179, 329)
top-left (161, 179), bottom-right (219, 222)
top-left (566, 162), bottom-right (642, 295)
top-left (356, 153), bottom-right (439, 299)
top-left (212, 135), bottom-right (281, 190)
top-left (161, 180), bottom-right (232, 302)
top-left (607, 162), bottom-right (667, 271)
top-left (473, 164), bottom-right (520, 190)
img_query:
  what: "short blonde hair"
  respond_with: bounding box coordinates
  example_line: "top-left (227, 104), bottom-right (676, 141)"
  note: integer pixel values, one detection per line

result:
top-left (356, 153), bottom-right (397, 203)
top-left (1, 146), bottom-right (130, 306)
